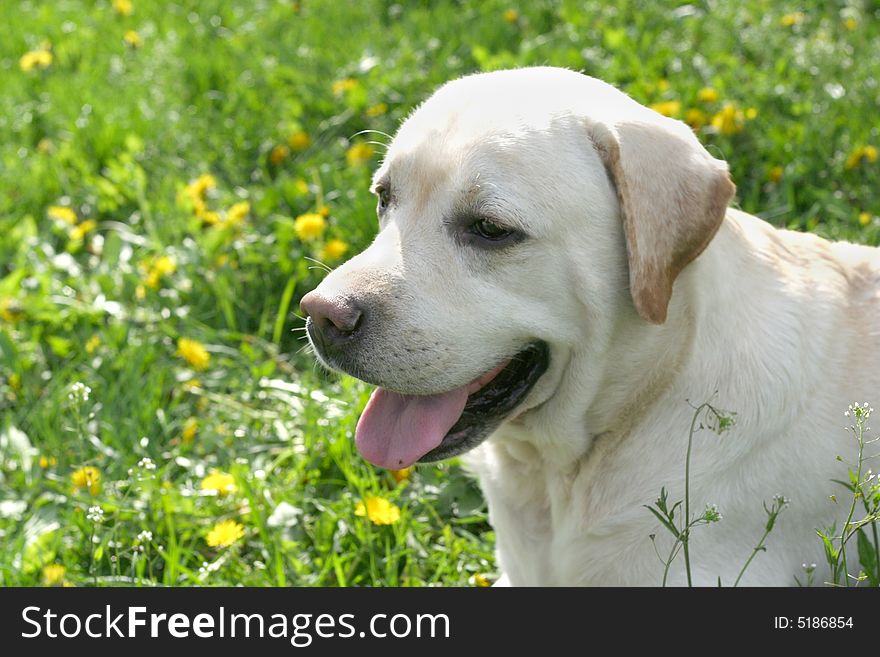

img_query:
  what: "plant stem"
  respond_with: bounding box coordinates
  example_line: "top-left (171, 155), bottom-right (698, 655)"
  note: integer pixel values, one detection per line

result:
top-left (683, 405), bottom-right (705, 587)
top-left (840, 417), bottom-right (866, 586)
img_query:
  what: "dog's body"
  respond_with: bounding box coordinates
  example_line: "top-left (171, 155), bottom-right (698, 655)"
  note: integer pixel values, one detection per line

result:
top-left (303, 67), bottom-right (880, 586)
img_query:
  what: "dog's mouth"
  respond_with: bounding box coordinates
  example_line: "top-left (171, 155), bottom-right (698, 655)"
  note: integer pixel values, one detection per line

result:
top-left (354, 342), bottom-right (549, 469)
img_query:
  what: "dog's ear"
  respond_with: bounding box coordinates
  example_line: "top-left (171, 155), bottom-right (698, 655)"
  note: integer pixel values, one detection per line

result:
top-left (590, 114), bottom-right (735, 324)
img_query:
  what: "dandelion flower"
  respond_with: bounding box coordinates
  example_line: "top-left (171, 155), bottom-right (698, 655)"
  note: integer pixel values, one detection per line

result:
top-left (317, 205), bottom-right (331, 218)
top-left (39, 455), bottom-right (58, 469)
top-left (768, 166), bottom-right (783, 183)
top-left (696, 87), bottom-right (719, 103)
top-left (294, 213), bottom-right (326, 241)
top-left (473, 574), bottom-right (491, 587)
top-left (201, 470), bottom-right (237, 495)
top-left (182, 417), bottom-right (198, 443)
top-left (226, 201), bottom-right (250, 226)
top-left (780, 12), bottom-right (804, 27)
top-left (71, 466), bottom-right (101, 496)
top-left (346, 142), bottom-right (374, 167)
top-left (85, 334), bottom-right (101, 354)
top-left (844, 17), bottom-right (858, 30)
top-left (366, 103), bottom-right (388, 117)
top-left (113, 0), bottom-right (134, 16)
top-left (649, 100), bottom-right (681, 118)
top-left (48, 206), bottom-right (77, 224)
top-left (390, 467), bottom-right (412, 484)
top-left (176, 337), bottom-right (210, 370)
top-left (288, 131), bottom-right (311, 151)
top-left (19, 49), bottom-right (53, 72)
top-left (684, 108), bottom-right (707, 130)
top-left (206, 519), bottom-right (245, 548)
top-left (269, 144), bottom-right (289, 166)
top-left (42, 564), bottom-right (66, 587)
top-left (332, 78), bottom-right (358, 96)
top-left (711, 103), bottom-right (744, 136)
top-left (69, 219), bottom-right (97, 241)
top-left (0, 298), bottom-right (23, 323)
top-left (355, 496), bottom-right (401, 525)
top-left (846, 146), bottom-right (878, 170)
top-left (293, 178), bottom-right (309, 195)
top-left (144, 255), bottom-right (176, 289)
top-left (503, 8), bottom-right (519, 23)
top-left (123, 30), bottom-right (143, 48)
top-left (319, 239), bottom-right (349, 261)
top-left (859, 212), bottom-right (871, 227)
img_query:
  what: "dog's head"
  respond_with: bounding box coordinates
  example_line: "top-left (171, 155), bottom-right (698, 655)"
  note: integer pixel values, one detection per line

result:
top-left (302, 67), bottom-right (734, 469)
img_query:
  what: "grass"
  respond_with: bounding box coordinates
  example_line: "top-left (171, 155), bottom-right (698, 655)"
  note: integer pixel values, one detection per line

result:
top-left (0, 0), bottom-right (878, 587)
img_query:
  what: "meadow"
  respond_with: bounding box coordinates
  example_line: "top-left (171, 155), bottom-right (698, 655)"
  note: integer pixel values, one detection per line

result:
top-left (0, 0), bottom-right (877, 587)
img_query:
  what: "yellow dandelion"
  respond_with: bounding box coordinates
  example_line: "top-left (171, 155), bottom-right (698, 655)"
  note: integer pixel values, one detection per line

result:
top-left (200, 210), bottom-right (221, 225)
top-left (294, 212), bottom-right (326, 241)
top-left (176, 337), bottom-right (210, 370)
top-left (317, 204), bottom-right (331, 218)
top-left (39, 455), bottom-right (58, 469)
top-left (71, 466), bottom-right (101, 496)
top-left (48, 206), bottom-right (77, 224)
top-left (186, 174), bottom-right (217, 206)
top-left (354, 496), bottom-right (401, 525)
top-left (697, 87), bottom-right (718, 103)
top-left (182, 378), bottom-right (201, 392)
top-left (206, 519), bottom-right (245, 548)
top-left (42, 564), bottom-right (66, 587)
top-left (332, 78), bottom-right (358, 96)
top-left (113, 0), bottom-right (133, 16)
top-left (293, 178), bottom-right (309, 195)
top-left (503, 8), bottom-right (519, 23)
top-left (320, 238), bottom-right (349, 261)
top-left (859, 212), bottom-right (872, 227)
top-left (657, 79), bottom-right (670, 92)
top-left (844, 17), bottom-right (858, 31)
top-left (224, 201), bottom-right (250, 227)
top-left (200, 470), bottom-right (237, 495)
top-left (135, 285), bottom-right (146, 300)
top-left (288, 131), bottom-right (311, 151)
top-left (143, 255), bottom-right (175, 289)
top-left (0, 297), bottom-right (22, 323)
top-left (649, 100), bottom-right (681, 118)
top-left (123, 30), bottom-right (143, 48)
top-left (269, 144), bottom-right (289, 166)
top-left (711, 103), bottom-right (744, 136)
top-left (781, 12), bottom-right (804, 27)
top-left (685, 108), bottom-right (707, 130)
top-left (366, 102), bottom-right (388, 117)
top-left (846, 146), bottom-right (878, 170)
top-left (390, 467), bottom-right (412, 484)
top-left (474, 574), bottom-right (491, 587)
top-left (346, 142), bottom-right (374, 167)
top-left (182, 417), bottom-right (198, 443)
top-left (745, 107), bottom-right (758, 120)
top-left (20, 49), bottom-right (53, 72)
top-left (85, 334), bottom-right (101, 354)
top-left (768, 166), bottom-right (784, 183)
top-left (69, 219), bottom-right (97, 241)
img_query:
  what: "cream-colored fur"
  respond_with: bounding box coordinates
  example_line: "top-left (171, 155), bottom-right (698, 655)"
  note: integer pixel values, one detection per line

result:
top-left (309, 67), bottom-right (880, 585)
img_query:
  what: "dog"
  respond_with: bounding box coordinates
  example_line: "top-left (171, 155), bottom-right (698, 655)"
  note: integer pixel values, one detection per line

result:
top-left (301, 67), bottom-right (880, 586)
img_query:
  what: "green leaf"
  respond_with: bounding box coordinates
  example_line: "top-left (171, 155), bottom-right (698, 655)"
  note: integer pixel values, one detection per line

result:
top-left (856, 529), bottom-right (878, 586)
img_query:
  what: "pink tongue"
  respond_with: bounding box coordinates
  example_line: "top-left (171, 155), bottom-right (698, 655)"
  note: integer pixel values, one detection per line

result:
top-left (355, 385), bottom-right (469, 469)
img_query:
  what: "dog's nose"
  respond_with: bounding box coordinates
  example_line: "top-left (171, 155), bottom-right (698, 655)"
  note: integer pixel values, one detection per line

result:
top-left (301, 291), bottom-right (365, 347)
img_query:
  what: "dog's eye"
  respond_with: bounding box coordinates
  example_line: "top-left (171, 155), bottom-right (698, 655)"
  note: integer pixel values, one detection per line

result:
top-left (470, 218), bottom-right (514, 242)
top-left (376, 186), bottom-right (391, 213)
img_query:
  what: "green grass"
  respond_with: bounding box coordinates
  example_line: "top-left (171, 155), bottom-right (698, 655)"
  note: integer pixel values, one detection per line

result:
top-left (0, 0), bottom-right (877, 587)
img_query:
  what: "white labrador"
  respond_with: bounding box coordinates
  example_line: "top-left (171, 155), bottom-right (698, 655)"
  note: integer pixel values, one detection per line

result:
top-left (301, 67), bottom-right (880, 586)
